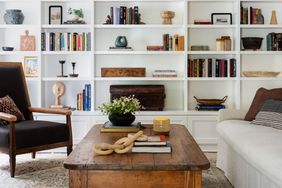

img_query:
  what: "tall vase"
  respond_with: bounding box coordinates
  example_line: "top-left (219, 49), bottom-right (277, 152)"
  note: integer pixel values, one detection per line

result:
top-left (270, 11), bottom-right (278, 25)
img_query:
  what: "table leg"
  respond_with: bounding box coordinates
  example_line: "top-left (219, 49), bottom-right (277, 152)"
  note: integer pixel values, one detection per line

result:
top-left (184, 171), bottom-right (202, 188)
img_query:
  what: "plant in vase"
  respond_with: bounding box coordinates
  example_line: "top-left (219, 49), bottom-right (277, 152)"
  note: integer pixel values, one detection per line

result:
top-left (99, 96), bottom-right (142, 126)
top-left (65, 8), bottom-right (86, 24)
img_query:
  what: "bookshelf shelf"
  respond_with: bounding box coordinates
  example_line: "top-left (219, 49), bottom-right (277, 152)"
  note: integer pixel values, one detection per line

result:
top-left (94, 24), bottom-right (185, 29)
top-left (42, 77), bottom-right (93, 81)
top-left (187, 51), bottom-right (238, 55)
top-left (0, 24), bottom-right (38, 29)
top-left (42, 51), bottom-right (92, 55)
top-left (95, 77), bottom-right (185, 81)
top-left (42, 25), bottom-right (92, 29)
top-left (0, 51), bottom-right (40, 56)
top-left (240, 25), bottom-right (282, 29)
top-left (187, 78), bottom-right (237, 81)
top-left (94, 51), bottom-right (185, 55)
top-left (240, 51), bottom-right (282, 55)
top-left (240, 77), bottom-right (282, 81)
top-left (188, 25), bottom-right (237, 29)
top-left (240, 0), bottom-right (282, 2)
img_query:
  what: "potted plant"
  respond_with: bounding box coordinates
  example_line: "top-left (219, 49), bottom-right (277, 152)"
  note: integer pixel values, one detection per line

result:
top-left (68, 8), bottom-right (84, 21)
top-left (99, 96), bottom-right (142, 126)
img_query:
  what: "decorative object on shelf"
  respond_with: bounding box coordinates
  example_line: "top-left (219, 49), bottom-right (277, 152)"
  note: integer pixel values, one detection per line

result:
top-left (77, 84), bottom-right (91, 111)
top-left (267, 33), bottom-right (282, 51)
top-left (110, 85), bottom-right (165, 111)
top-left (20, 30), bottom-right (35, 51)
top-left (194, 19), bottom-right (211, 25)
top-left (57, 60), bottom-right (68, 77)
top-left (191, 45), bottom-right (209, 51)
top-left (69, 62), bottom-right (79, 77)
top-left (51, 82), bottom-right (65, 109)
top-left (3, 9), bottom-right (24, 24)
top-left (104, 15), bottom-right (112, 24)
top-left (241, 6), bottom-right (264, 24)
top-left (64, 8), bottom-right (86, 24)
top-left (101, 67), bottom-right (146, 77)
top-left (152, 70), bottom-right (177, 77)
top-left (270, 10), bottom-right (278, 24)
top-left (49, 6), bottom-right (62, 24)
top-left (146, 45), bottom-right (163, 51)
top-left (194, 96), bottom-right (227, 111)
top-left (23, 56), bottom-right (38, 77)
top-left (99, 95), bottom-right (142, 126)
top-left (216, 36), bottom-right (231, 51)
top-left (2, 46), bottom-right (14, 51)
top-left (194, 96), bottom-right (228, 106)
top-left (160, 11), bottom-right (175, 24)
top-left (93, 130), bottom-right (144, 155)
top-left (242, 71), bottom-right (280, 77)
top-left (115, 36), bottom-right (128, 47)
top-left (241, 37), bottom-right (263, 50)
top-left (211, 13), bottom-right (232, 25)
top-left (153, 118), bottom-right (170, 135)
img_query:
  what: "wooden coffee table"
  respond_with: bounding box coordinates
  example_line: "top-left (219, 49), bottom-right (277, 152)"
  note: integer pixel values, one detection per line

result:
top-left (64, 124), bottom-right (210, 188)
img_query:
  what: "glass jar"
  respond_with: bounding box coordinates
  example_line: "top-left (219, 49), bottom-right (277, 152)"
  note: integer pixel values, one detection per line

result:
top-left (153, 118), bottom-right (170, 134)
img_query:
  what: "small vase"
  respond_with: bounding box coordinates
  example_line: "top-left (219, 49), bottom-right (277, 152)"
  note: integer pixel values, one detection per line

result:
top-left (109, 114), bottom-right (135, 126)
top-left (270, 11), bottom-right (278, 25)
top-left (4, 9), bottom-right (24, 24)
top-left (115, 36), bottom-right (128, 48)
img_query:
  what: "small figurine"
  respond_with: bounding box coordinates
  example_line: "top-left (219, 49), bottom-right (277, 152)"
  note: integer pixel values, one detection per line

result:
top-left (104, 15), bottom-right (112, 24)
top-left (69, 62), bottom-right (79, 77)
top-left (51, 82), bottom-right (65, 109)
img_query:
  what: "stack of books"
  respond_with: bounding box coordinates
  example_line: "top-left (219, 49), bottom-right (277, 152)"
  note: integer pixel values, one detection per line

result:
top-left (109, 6), bottom-right (141, 25)
top-left (100, 121), bottom-right (141, 133)
top-left (77, 84), bottom-right (91, 111)
top-left (41, 32), bottom-right (91, 51)
top-left (152, 70), bottom-right (177, 77)
top-left (130, 134), bottom-right (172, 153)
top-left (187, 58), bottom-right (236, 78)
top-left (195, 104), bottom-right (225, 111)
top-left (240, 6), bottom-right (264, 24)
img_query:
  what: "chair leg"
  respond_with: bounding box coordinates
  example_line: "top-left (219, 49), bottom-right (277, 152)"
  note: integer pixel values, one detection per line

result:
top-left (9, 154), bottom-right (16, 178)
top-left (32, 152), bottom-right (36, 159)
top-left (67, 145), bottom-right (73, 156)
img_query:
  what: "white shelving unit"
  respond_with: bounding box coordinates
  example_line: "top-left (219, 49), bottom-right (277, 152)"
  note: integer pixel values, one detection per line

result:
top-left (0, 0), bottom-right (281, 151)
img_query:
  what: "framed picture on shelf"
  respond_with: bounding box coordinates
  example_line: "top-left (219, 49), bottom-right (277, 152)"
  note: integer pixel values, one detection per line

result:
top-left (23, 56), bottom-right (39, 77)
top-left (49, 6), bottom-right (62, 24)
top-left (211, 13), bottom-right (232, 25)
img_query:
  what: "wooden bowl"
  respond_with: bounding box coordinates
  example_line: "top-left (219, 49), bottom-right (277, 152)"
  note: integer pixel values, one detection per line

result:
top-left (194, 96), bottom-right (228, 105)
top-left (242, 71), bottom-right (280, 77)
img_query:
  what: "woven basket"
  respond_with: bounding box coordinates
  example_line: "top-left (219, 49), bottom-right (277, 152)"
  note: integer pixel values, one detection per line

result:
top-left (194, 96), bottom-right (228, 105)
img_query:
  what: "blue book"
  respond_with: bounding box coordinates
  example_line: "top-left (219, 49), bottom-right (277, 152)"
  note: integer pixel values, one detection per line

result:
top-left (196, 105), bottom-right (225, 111)
top-left (85, 84), bottom-right (91, 111)
top-left (114, 7), bottom-right (120, 24)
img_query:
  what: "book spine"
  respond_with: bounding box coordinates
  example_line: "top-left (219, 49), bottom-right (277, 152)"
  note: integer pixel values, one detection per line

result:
top-left (208, 59), bottom-right (212, 77)
top-left (119, 6), bottom-right (123, 24)
top-left (41, 33), bottom-right (46, 51)
top-left (110, 7), bottom-right (114, 24)
top-left (134, 6), bottom-right (139, 24)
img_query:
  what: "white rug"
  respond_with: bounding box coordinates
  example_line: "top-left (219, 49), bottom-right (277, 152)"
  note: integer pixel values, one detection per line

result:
top-left (0, 153), bottom-right (232, 188)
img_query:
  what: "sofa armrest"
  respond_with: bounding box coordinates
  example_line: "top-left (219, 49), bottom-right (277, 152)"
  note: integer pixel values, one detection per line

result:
top-left (0, 112), bottom-right (17, 122)
top-left (218, 109), bottom-right (248, 123)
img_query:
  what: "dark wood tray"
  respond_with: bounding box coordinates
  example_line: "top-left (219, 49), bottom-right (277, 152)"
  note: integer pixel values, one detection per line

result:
top-left (194, 96), bottom-right (227, 105)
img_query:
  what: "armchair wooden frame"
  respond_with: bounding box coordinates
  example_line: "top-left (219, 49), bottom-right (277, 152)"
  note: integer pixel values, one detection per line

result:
top-left (0, 62), bottom-right (73, 177)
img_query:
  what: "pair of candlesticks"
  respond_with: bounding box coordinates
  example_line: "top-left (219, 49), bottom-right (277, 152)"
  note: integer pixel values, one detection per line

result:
top-left (57, 60), bottom-right (79, 78)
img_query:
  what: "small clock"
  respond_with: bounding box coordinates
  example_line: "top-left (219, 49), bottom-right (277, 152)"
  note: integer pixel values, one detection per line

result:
top-left (153, 118), bottom-right (170, 135)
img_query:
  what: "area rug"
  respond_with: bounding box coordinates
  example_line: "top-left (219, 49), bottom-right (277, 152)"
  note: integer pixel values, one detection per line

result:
top-left (0, 153), bottom-right (233, 188)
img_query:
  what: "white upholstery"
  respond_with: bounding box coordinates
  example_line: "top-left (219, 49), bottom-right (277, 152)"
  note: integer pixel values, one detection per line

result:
top-left (216, 119), bottom-right (282, 188)
top-left (218, 109), bottom-right (248, 122)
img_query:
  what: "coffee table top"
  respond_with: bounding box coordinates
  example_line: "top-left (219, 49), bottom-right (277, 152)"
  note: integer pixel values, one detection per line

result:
top-left (64, 124), bottom-right (210, 171)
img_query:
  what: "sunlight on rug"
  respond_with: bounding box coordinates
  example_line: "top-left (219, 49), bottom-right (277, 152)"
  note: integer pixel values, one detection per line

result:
top-left (0, 153), bottom-right (233, 188)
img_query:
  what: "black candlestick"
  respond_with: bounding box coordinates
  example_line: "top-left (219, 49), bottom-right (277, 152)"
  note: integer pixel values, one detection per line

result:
top-left (69, 62), bottom-right (79, 77)
top-left (57, 60), bottom-right (68, 77)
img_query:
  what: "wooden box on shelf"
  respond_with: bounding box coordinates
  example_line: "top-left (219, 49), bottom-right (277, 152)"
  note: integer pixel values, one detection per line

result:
top-left (101, 68), bottom-right (146, 77)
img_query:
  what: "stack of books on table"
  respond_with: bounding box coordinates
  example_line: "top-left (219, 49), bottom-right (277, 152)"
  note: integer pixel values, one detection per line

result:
top-left (100, 121), bottom-right (141, 133)
top-left (195, 104), bottom-right (225, 111)
top-left (152, 70), bottom-right (177, 77)
top-left (130, 134), bottom-right (172, 153)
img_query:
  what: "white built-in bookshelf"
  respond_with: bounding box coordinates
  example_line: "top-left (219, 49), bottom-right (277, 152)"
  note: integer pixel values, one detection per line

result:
top-left (0, 0), bottom-right (281, 151)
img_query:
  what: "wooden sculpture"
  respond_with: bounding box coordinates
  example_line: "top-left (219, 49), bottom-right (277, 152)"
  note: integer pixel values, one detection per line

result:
top-left (51, 82), bottom-right (65, 109)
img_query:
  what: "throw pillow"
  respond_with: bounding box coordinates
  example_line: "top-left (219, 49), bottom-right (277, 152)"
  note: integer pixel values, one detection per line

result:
top-left (0, 95), bottom-right (25, 125)
top-left (252, 99), bottom-right (282, 130)
top-left (244, 87), bottom-right (282, 121)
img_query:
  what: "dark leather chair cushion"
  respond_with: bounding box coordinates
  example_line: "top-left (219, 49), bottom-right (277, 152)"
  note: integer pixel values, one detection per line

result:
top-left (0, 120), bottom-right (69, 149)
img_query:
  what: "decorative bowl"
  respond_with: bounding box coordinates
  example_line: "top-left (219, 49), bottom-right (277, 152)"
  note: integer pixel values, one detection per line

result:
top-left (194, 96), bottom-right (228, 105)
top-left (2, 47), bottom-right (14, 51)
top-left (241, 37), bottom-right (263, 50)
top-left (69, 74), bottom-right (79, 77)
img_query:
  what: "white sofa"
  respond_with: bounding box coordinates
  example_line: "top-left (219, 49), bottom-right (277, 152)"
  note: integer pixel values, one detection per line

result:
top-left (216, 109), bottom-right (282, 188)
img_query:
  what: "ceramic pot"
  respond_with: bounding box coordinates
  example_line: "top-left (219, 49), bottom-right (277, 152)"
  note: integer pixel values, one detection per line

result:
top-left (4, 9), bottom-right (24, 24)
top-left (109, 114), bottom-right (135, 126)
top-left (115, 36), bottom-right (128, 48)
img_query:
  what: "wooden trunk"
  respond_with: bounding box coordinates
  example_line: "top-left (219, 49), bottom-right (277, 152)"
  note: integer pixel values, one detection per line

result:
top-left (110, 85), bottom-right (165, 111)
top-left (101, 68), bottom-right (146, 77)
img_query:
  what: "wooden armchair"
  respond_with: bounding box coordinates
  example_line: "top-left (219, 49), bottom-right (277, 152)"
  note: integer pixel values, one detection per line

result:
top-left (0, 62), bottom-right (73, 177)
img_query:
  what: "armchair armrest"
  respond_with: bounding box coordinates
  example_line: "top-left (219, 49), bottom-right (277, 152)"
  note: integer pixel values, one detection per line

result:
top-left (0, 112), bottom-right (17, 122)
top-left (218, 109), bottom-right (248, 123)
top-left (29, 107), bottom-right (72, 116)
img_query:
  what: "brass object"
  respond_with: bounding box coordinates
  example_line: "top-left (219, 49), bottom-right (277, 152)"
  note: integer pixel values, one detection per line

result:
top-left (153, 118), bottom-right (170, 135)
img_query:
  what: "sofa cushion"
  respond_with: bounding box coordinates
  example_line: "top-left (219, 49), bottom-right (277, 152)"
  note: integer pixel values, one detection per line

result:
top-left (244, 87), bottom-right (282, 121)
top-left (0, 120), bottom-right (69, 149)
top-left (0, 95), bottom-right (25, 125)
top-left (217, 120), bottom-right (282, 186)
top-left (252, 99), bottom-right (282, 130)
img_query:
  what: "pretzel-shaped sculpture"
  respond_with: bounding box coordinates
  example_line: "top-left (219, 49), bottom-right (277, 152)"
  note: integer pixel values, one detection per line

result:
top-left (93, 131), bottom-right (143, 155)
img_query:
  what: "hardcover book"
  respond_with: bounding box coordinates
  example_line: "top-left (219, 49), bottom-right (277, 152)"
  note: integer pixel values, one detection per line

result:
top-left (132, 144), bottom-right (172, 153)
top-left (100, 121), bottom-right (141, 133)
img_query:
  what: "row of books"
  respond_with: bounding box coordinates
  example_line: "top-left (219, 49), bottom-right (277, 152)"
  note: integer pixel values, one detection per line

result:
top-left (267, 32), bottom-right (282, 51)
top-left (41, 32), bottom-right (91, 51)
top-left (241, 6), bottom-right (264, 24)
top-left (163, 34), bottom-right (184, 51)
top-left (187, 58), bottom-right (237, 78)
top-left (76, 84), bottom-right (91, 111)
top-left (152, 70), bottom-right (177, 77)
top-left (196, 104), bottom-right (226, 111)
top-left (109, 6), bottom-right (140, 25)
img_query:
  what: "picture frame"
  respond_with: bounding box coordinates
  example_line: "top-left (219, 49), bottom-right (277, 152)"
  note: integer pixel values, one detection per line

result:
top-left (23, 56), bottom-right (39, 77)
top-left (211, 13), bottom-right (232, 25)
top-left (49, 5), bottom-right (63, 24)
